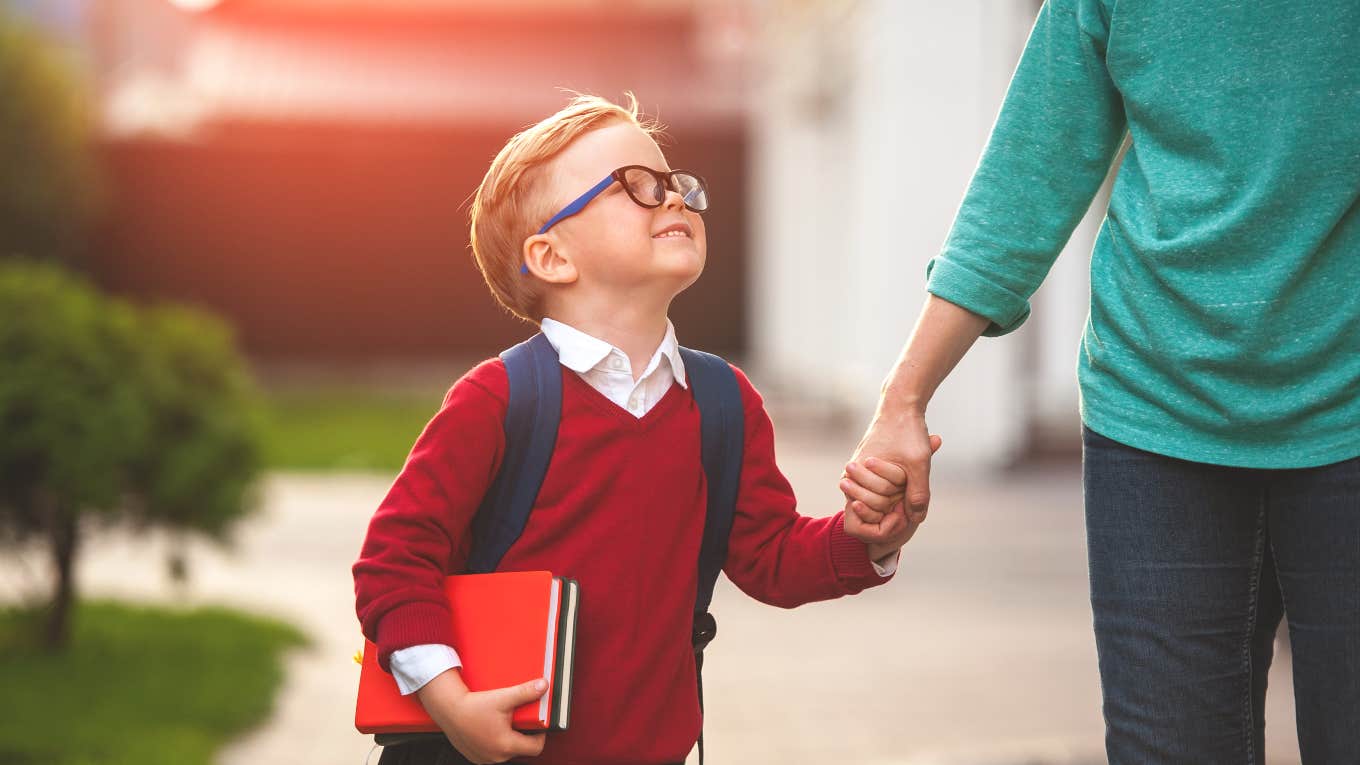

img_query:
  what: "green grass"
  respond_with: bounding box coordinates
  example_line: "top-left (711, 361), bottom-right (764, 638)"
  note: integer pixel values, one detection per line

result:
top-left (0, 600), bottom-right (307, 765)
top-left (261, 385), bottom-right (443, 471)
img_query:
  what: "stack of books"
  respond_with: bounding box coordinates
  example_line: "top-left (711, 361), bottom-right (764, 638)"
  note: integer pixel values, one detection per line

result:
top-left (356, 571), bottom-right (581, 738)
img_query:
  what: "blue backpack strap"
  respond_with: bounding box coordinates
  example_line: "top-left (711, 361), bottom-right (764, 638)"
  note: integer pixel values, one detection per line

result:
top-left (678, 346), bottom-right (744, 765)
top-left (679, 346), bottom-right (744, 623)
top-left (466, 333), bottom-right (562, 574)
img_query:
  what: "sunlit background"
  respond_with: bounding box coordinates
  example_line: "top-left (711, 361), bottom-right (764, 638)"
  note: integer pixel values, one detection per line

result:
top-left (0, 2), bottom-right (1300, 764)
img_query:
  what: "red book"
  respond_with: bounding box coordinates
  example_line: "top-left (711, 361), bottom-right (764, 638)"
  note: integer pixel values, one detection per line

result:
top-left (355, 571), bottom-right (580, 735)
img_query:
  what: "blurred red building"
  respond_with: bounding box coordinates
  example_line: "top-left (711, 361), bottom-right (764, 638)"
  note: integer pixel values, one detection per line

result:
top-left (85, 0), bottom-right (753, 360)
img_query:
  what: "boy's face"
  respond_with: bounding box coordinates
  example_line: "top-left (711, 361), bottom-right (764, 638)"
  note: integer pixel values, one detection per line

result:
top-left (536, 121), bottom-right (707, 300)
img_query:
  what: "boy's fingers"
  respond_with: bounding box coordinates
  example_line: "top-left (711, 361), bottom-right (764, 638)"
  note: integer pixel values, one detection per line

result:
top-left (843, 503), bottom-right (863, 529)
top-left (844, 507), bottom-right (880, 541)
top-left (851, 502), bottom-right (900, 543)
top-left (848, 498), bottom-right (887, 526)
top-left (839, 477), bottom-right (898, 513)
top-left (844, 461), bottom-right (902, 496)
top-left (877, 512), bottom-right (902, 539)
top-left (861, 457), bottom-right (909, 487)
top-left (506, 731), bottom-right (548, 757)
top-left (492, 678), bottom-right (548, 710)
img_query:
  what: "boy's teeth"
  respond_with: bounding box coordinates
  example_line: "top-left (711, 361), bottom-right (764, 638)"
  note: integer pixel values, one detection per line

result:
top-left (655, 231), bottom-right (687, 238)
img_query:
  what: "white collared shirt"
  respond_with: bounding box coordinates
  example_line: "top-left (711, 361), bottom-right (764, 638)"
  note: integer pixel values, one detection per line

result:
top-left (539, 317), bottom-right (687, 418)
top-left (388, 319), bottom-right (895, 695)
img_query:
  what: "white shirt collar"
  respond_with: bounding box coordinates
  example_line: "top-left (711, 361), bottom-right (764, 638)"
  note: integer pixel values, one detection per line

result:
top-left (539, 317), bottom-right (688, 389)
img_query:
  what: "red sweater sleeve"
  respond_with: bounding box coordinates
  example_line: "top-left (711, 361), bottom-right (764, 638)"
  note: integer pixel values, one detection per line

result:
top-left (352, 359), bottom-right (508, 670)
top-left (721, 365), bottom-right (893, 608)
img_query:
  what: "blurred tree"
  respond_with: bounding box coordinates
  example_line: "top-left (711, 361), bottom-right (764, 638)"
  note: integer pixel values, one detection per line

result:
top-left (128, 304), bottom-right (266, 583)
top-left (0, 10), bottom-right (99, 266)
top-left (0, 261), bottom-right (265, 650)
top-left (0, 261), bottom-right (147, 648)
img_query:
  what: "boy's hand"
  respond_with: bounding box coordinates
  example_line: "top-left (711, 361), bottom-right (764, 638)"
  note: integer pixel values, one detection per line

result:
top-left (841, 457), bottom-right (912, 558)
top-left (415, 668), bottom-right (549, 764)
top-left (841, 438), bottom-right (943, 559)
top-left (839, 457), bottom-right (909, 518)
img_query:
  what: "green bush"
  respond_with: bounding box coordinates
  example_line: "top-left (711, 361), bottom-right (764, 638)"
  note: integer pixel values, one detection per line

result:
top-left (0, 261), bottom-right (265, 649)
top-left (130, 305), bottom-right (266, 540)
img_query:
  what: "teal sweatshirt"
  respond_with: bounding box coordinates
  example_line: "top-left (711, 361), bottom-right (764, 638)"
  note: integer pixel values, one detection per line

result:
top-left (927, 0), bottom-right (1360, 468)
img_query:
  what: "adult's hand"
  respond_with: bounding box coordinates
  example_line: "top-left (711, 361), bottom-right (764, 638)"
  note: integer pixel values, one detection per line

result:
top-left (851, 410), bottom-right (941, 524)
top-left (842, 411), bottom-right (942, 551)
top-left (841, 295), bottom-right (990, 541)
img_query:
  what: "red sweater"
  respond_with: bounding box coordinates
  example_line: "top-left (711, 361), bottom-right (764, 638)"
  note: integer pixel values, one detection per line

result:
top-left (353, 359), bottom-right (892, 765)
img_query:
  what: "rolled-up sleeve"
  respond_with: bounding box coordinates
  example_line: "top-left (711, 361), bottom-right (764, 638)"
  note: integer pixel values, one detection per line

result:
top-left (928, 0), bottom-right (1127, 336)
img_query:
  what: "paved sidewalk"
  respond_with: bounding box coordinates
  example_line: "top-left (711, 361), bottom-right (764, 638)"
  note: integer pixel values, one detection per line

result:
top-left (1, 430), bottom-right (1302, 764)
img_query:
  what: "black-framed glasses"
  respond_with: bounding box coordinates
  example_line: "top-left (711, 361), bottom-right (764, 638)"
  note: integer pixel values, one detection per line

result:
top-left (535, 165), bottom-right (709, 235)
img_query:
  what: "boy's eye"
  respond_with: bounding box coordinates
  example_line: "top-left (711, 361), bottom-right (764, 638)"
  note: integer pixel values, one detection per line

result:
top-left (626, 178), bottom-right (656, 199)
top-left (620, 167), bottom-right (665, 204)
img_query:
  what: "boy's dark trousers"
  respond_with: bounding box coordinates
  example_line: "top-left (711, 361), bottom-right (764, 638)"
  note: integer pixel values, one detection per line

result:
top-left (377, 737), bottom-right (475, 765)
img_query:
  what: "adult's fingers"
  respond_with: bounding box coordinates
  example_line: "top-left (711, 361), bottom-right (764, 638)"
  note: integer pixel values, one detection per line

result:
top-left (903, 434), bottom-right (944, 523)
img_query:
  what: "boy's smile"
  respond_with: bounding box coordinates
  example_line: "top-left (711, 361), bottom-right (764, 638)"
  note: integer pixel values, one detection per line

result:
top-left (653, 222), bottom-right (693, 239)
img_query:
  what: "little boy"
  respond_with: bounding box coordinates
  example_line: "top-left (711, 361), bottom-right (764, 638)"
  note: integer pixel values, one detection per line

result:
top-left (353, 94), bottom-right (912, 765)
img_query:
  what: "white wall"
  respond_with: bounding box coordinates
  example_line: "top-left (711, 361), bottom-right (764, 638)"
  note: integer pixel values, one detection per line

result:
top-left (751, 0), bottom-right (1099, 466)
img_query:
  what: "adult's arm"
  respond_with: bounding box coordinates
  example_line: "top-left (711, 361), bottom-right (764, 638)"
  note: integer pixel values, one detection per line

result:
top-left (848, 0), bottom-right (1129, 536)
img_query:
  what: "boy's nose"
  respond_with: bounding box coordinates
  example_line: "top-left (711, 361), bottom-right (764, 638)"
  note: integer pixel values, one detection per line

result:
top-left (661, 188), bottom-right (685, 211)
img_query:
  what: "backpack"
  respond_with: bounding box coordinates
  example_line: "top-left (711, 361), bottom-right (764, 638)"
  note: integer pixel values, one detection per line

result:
top-left (465, 333), bottom-right (744, 765)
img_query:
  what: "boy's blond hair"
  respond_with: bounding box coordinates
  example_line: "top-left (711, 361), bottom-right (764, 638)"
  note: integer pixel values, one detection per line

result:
top-left (469, 92), bottom-right (664, 322)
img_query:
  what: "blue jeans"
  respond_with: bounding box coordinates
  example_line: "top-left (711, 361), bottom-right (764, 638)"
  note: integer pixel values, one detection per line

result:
top-left (1083, 426), bottom-right (1359, 764)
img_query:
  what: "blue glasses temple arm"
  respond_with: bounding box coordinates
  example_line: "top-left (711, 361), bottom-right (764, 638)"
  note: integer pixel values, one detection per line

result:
top-left (522, 174), bottom-right (617, 274)
top-left (536, 174), bottom-right (616, 236)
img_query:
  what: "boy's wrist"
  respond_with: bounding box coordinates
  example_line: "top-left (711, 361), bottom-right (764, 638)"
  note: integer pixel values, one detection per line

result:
top-left (415, 668), bottom-right (474, 742)
top-left (867, 542), bottom-right (901, 564)
top-left (416, 667), bottom-right (470, 708)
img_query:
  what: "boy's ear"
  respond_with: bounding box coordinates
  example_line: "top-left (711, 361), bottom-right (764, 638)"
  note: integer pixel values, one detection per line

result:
top-left (522, 235), bottom-right (578, 285)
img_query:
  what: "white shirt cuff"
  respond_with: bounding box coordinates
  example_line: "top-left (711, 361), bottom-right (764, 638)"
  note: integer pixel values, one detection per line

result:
top-left (871, 550), bottom-right (900, 578)
top-left (388, 643), bottom-right (462, 695)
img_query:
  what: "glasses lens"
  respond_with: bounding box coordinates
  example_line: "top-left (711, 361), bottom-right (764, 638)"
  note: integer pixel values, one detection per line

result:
top-left (672, 173), bottom-right (708, 212)
top-left (622, 167), bottom-right (665, 207)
